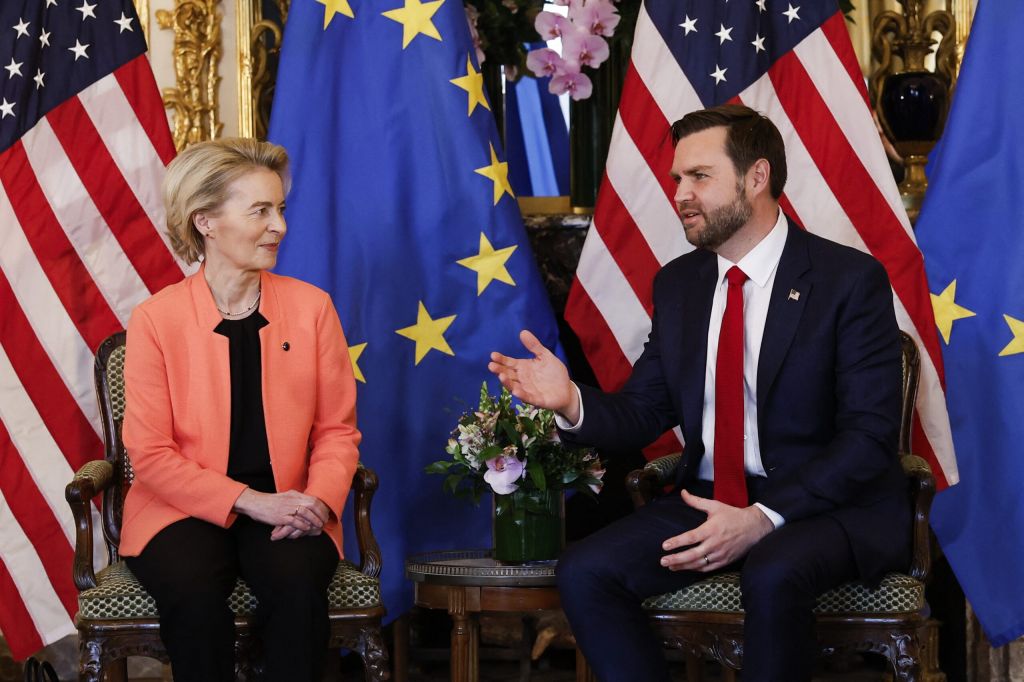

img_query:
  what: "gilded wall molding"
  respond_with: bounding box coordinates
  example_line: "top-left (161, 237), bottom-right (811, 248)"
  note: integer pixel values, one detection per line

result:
top-left (237, 0), bottom-right (287, 140)
top-left (132, 0), bottom-right (149, 44)
top-left (157, 0), bottom-right (223, 150)
top-left (951, 0), bottom-right (975, 77)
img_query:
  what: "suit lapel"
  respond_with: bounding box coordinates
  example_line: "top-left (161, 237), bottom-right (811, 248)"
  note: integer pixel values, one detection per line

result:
top-left (680, 254), bottom-right (718, 444)
top-left (757, 222), bottom-right (811, 408)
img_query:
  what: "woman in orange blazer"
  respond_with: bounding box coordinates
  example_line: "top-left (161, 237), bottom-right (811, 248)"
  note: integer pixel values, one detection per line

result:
top-left (121, 138), bottom-right (360, 682)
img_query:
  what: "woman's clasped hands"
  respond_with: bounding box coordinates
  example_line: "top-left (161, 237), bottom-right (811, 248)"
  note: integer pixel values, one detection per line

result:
top-left (233, 488), bottom-right (331, 540)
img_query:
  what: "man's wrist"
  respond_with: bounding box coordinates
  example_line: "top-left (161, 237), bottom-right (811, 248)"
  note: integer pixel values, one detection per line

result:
top-left (554, 383), bottom-right (584, 431)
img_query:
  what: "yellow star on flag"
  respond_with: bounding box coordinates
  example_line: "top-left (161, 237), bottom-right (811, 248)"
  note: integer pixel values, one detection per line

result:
top-left (450, 55), bottom-right (490, 116)
top-left (395, 301), bottom-right (457, 365)
top-left (348, 342), bottom-right (367, 383)
top-left (474, 142), bottom-right (514, 205)
top-left (382, 0), bottom-right (445, 49)
top-left (931, 279), bottom-right (976, 344)
top-left (999, 315), bottom-right (1024, 357)
top-left (317, 0), bottom-right (354, 29)
top-left (457, 233), bottom-right (517, 295)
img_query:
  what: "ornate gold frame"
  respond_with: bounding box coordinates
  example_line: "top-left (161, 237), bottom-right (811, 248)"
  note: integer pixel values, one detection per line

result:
top-left (237, 0), bottom-right (288, 140)
top-left (157, 0), bottom-right (223, 151)
top-left (132, 0), bottom-right (149, 44)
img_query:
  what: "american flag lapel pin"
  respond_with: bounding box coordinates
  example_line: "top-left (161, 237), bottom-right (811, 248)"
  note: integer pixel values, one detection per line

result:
top-left (788, 289), bottom-right (800, 301)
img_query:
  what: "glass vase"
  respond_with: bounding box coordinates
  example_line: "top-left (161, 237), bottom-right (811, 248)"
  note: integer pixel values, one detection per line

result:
top-left (492, 489), bottom-right (564, 563)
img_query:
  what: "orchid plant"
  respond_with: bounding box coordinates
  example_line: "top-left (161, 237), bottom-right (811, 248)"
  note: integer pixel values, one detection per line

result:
top-left (426, 383), bottom-right (605, 503)
top-left (526, 0), bottom-right (623, 101)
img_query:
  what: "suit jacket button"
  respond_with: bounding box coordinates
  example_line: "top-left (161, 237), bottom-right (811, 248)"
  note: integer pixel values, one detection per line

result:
top-left (281, 342), bottom-right (290, 351)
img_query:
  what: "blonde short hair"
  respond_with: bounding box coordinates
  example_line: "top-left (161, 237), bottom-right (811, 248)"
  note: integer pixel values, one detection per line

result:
top-left (163, 138), bottom-right (291, 264)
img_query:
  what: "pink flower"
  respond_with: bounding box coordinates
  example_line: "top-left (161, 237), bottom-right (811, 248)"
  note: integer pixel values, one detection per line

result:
top-left (535, 10), bottom-right (572, 40)
top-left (484, 454), bottom-right (526, 495)
top-left (588, 467), bottom-right (606, 494)
top-left (549, 69), bottom-right (593, 101)
top-left (562, 29), bottom-right (610, 69)
top-left (569, 0), bottom-right (621, 37)
top-left (526, 48), bottom-right (565, 78)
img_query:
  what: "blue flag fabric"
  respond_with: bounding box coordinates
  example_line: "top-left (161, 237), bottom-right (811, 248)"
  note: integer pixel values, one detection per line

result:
top-left (916, 0), bottom-right (1024, 647)
top-left (268, 0), bottom-right (562, 617)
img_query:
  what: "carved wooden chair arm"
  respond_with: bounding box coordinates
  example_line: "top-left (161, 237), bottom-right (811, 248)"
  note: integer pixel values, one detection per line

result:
top-left (901, 453), bottom-right (936, 582)
top-left (65, 460), bottom-right (114, 591)
top-left (626, 453), bottom-right (682, 508)
top-left (351, 463), bottom-right (383, 578)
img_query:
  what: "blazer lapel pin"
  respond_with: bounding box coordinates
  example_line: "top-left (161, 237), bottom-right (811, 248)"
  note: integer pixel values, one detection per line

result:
top-left (788, 289), bottom-right (800, 301)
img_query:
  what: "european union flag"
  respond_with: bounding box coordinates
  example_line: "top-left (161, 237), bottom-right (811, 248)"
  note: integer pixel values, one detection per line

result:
top-left (268, 0), bottom-right (562, 616)
top-left (916, 0), bottom-right (1024, 647)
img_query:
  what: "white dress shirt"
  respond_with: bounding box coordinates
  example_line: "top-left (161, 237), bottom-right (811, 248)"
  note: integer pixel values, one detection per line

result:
top-left (558, 210), bottom-right (789, 528)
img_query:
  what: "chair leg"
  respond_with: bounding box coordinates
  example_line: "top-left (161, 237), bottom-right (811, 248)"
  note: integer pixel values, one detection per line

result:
top-left (79, 638), bottom-right (103, 682)
top-left (357, 626), bottom-right (391, 681)
top-left (721, 664), bottom-right (738, 682)
top-left (885, 633), bottom-right (923, 682)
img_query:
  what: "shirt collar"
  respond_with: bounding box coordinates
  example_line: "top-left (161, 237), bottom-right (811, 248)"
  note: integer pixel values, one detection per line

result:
top-left (716, 209), bottom-right (788, 288)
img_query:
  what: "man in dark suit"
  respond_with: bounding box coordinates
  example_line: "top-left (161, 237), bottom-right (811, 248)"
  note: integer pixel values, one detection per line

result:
top-left (488, 104), bottom-right (910, 681)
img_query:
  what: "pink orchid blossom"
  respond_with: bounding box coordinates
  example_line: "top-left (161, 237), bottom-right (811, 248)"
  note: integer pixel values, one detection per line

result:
top-left (569, 0), bottom-right (621, 37)
top-left (550, 69), bottom-right (593, 101)
top-left (484, 454), bottom-right (526, 495)
top-left (535, 10), bottom-right (572, 40)
top-left (561, 29), bottom-right (610, 69)
top-left (526, 47), bottom-right (565, 78)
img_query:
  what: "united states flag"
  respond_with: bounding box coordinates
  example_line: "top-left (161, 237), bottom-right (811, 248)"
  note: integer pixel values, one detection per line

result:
top-left (0, 0), bottom-right (184, 658)
top-left (564, 0), bottom-right (958, 488)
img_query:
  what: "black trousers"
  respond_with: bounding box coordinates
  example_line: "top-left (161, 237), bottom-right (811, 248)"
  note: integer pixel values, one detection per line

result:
top-left (126, 516), bottom-right (338, 682)
top-left (556, 489), bottom-right (863, 682)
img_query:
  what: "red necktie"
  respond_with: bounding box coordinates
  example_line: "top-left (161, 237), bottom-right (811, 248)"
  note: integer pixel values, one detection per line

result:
top-left (714, 266), bottom-right (749, 507)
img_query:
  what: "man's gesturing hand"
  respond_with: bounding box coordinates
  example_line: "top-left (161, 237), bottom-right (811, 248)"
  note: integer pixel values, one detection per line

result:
top-left (660, 490), bottom-right (775, 572)
top-left (488, 330), bottom-right (579, 423)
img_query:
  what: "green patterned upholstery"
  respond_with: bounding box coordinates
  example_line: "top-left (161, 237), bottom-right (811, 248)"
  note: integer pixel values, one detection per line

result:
top-left (79, 559), bottom-right (381, 620)
top-left (644, 454), bottom-right (682, 485)
top-left (106, 345), bottom-right (126, 422)
top-left (642, 571), bottom-right (924, 614)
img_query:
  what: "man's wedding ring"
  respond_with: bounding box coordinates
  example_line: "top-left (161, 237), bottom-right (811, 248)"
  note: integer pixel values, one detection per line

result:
top-left (703, 555), bottom-right (710, 566)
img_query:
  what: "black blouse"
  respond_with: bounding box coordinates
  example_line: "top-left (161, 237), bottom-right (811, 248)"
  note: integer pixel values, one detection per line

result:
top-left (213, 310), bottom-right (276, 493)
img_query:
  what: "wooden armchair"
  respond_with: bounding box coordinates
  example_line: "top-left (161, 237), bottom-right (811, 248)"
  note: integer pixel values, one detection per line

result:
top-left (627, 331), bottom-right (944, 682)
top-left (65, 331), bottom-right (390, 681)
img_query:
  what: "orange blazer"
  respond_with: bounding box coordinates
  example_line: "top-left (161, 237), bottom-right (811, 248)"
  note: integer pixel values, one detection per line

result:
top-left (120, 266), bottom-right (361, 558)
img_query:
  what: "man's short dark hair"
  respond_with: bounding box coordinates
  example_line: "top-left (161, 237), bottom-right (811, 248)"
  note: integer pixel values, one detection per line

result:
top-left (670, 104), bottom-right (787, 199)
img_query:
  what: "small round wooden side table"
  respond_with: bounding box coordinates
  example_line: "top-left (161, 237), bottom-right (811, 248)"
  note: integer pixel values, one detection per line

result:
top-left (403, 549), bottom-right (595, 682)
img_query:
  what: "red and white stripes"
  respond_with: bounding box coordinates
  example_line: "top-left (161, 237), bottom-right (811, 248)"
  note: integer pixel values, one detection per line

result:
top-left (0, 54), bottom-right (184, 658)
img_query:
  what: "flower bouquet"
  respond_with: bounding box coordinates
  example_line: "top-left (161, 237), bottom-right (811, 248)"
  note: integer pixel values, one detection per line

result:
top-left (426, 383), bottom-right (605, 561)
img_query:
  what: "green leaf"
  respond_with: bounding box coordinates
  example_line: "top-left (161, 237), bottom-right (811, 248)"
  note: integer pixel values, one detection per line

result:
top-left (424, 461), bottom-right (451, 475)
top-left (527, 460), bottom-right (546, 490)
top-left (479, 444), bottom-right (504, 461)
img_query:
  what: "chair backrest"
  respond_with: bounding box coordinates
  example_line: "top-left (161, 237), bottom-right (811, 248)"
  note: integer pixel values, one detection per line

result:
top-left (94, 331), bottom-right (130, 563)
top-left (898, 330), bottom-right (921, 456)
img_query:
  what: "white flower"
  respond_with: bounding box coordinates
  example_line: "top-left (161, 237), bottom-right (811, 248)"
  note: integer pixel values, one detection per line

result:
top-left (484, 454), bottom-right (526, 495)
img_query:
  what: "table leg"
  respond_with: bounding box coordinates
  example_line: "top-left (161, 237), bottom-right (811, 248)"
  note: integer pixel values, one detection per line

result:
top-left (392, 612), bottom-right (409, 682)
top-left (448, 587), bottom-right (478, 682)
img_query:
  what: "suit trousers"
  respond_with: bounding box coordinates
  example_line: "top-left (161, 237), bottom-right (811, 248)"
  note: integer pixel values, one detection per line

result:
top-left (126, 515), bottom-right (339, 682)
top-left (556, 487), bottom-right (859, 682)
